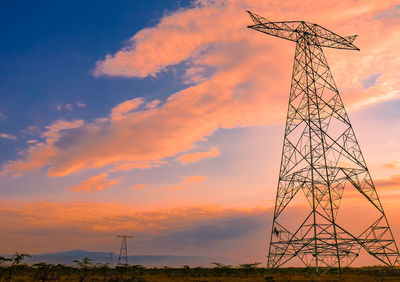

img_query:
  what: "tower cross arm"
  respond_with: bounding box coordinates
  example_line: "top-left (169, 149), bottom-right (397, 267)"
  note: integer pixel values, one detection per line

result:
top-left (247, 11), bottom-right (359, 51)
top-left (117, 235), bottom-right (133, 238)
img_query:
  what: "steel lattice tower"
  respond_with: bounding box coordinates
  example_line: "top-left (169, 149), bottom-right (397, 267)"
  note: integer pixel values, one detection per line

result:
top-left (117, 235), bottom-right (132, 266)
top-left (247, 11), bottom-right (400, 272)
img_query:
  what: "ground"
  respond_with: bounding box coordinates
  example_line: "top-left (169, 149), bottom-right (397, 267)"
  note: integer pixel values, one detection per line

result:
top-left (2, 265), bottom-right (400, 281)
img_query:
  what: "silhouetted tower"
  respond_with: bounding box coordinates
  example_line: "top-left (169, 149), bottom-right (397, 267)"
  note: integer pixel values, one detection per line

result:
top-left (107, 252), bottom-right (113, 266)
top-left (117, 235), bottom-right (132, 266)
top-left (247, 11), bottom-right (399, 273)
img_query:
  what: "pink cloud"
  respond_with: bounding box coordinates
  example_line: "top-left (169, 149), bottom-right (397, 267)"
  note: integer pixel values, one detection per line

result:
top-left (178, 147), bottom-right (220, 164)
top-left (0, 200), bottom-right (268, 255)
top-left (375, 174), bottom-right (400, 191)
top-left (160, 185), bottom-right (183, 192)
top-left (111, 97), bottom-right (144, 121)
top-left (111, 161), bottom-right (166, 172)
top-left (146, 99), bottom-right (161, 109)
top-left (2, 120), bottom-right (83, 175)
top-left (0, 133), bottom-right (16, 140)
top-left (183, 175), bottom-right (207, 184)
top-left (55, 103), bottom-right (82, 111)
top-left (67, 173), bottom-right (120, 192)
top-left (160, 175), bottom-right (207, 191)
top-left (383, 161), bottom-right (400, 170)
top-left (76, 101), bottom-right (86, 108)
top-left (0, 199), bottom-right (399, 265)
top-left (133, 184), bottom-right (147, 190)
top-left (3, 1), bottom-right (400, 177)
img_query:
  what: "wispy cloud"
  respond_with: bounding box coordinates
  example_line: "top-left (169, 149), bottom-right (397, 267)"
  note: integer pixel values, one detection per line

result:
top-left (2, 0), bottom-right (400, 178)
top-left (0, 201), bottom-right (269, 256)
top-left (146, 99), bottom-right (161, 109)
top-left (183, 175), bottom-right (207, 184)
top-left (178, 147), bottom-right (220, 164)
top-left (161, 175), bottom-right (207, 192)
top-left (133, 184), bottom-right (147, 190)
top-left (67, 173), bottom-right (120, 192)
top-left (76, 101), bottom-right (86, 108)
top-left (375, 174), bottom-right (400, 190)
top-left (383, 161), bottom-right (400, 170)
top-left (111, 161), bottom-right (165, 172)
top-left (1, 200), bottom-right (399, 262)
top-left (54, 102), bottom-right (87, 111)
top-left (111, 97), bottom-right (144, 121)
top-left (0, 133), bottom-right (16, 140)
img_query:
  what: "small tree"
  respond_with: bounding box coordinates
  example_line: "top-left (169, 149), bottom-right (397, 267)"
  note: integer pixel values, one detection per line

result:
top-left (239, 262), bottom-right (261, 269)
top-left (11, 252), bottom-right (31, 266)
top-left (73, 257), bottom-right (93, 282)
top-left (33, 262), bottom-right (54, 282)
top-left (211, 262), bottom-right (232, 269)
top-left (0, 256), bottom-right (11, 266)
top-left (239, 262), bottom-right (261, 277)
top-left (5, 252), bottom-right (31, 280)
top-left (211, 262), bottom-right (232, 277)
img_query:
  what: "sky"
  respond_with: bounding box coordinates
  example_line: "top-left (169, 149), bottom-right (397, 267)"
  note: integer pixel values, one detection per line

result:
top-left (0, 0), bottom-right (399, 266)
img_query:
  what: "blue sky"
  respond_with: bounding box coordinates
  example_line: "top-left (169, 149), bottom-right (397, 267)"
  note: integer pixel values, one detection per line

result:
top-left (0, 0), bottom-right (192, 160)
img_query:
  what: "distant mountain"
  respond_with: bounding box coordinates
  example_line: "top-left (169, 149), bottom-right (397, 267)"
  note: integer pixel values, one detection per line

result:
top-left (3, 250), bottom-right (238, 267)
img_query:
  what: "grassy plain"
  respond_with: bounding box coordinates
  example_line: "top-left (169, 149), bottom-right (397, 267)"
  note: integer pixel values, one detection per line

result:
top-left (1, 265), bottom-right (400, 281)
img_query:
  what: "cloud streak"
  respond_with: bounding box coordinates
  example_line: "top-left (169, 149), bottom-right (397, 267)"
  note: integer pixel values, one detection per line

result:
top-left (67, 173), bottom-right (120, 192)
top-left (0, 133), bottom-right (16, 140)
top-left (133, 184), bottom-right (147, 190)
top-left (160, 175), bottom-right (207, 191)
top-left (375, 174), bottom-right (400, 191)
top-left (178, 147), bottom-right (220, 164)
top-left (0, 201), bottom-right (269, 255)
top-left (2, 0), bottom-right (400, 177)
top-left (1, 200), bottom-right (399, 264)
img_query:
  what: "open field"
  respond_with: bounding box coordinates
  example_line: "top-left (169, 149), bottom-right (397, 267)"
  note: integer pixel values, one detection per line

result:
top-left (1, 265), bottom-right (400, 281)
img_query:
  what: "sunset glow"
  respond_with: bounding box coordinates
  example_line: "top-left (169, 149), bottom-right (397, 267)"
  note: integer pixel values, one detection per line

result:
top-left (0, 0), bottom-right (399, 266)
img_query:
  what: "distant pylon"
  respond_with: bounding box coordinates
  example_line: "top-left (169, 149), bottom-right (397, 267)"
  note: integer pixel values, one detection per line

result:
top-left (117, 235), bottom-right (133, 266)
top-left (107, 252), bottom-right (113, 266)
top-left (247, 11), bottom-right (400, 274)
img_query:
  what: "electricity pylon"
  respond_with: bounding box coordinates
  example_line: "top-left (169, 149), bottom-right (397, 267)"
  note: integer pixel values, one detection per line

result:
top-left (117, 235), bottom-right (132, 266)
top-left (247, 11), bottom-right (400, 273)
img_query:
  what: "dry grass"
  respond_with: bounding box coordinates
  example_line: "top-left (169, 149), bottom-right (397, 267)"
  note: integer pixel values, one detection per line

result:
top-left (0, 265), bottom-right (400, 281)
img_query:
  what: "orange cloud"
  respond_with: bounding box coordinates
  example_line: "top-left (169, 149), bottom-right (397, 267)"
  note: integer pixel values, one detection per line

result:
top-left (178, 147), bottom-right (220, 164)
top-left (111, 97), bottom-right (143, 121)
top-left (67, 173), bottom-right (120, 192)
top-left (0, 199), bottom-right (399, 266)
top-left (0, 200), bottom-right (269, 254)
top-left (3, 1), bottom-right (400, 178)
top-left (160, 185), bottom-right (183, 192)
top-left (160, 175), bottom-right (207, 191)
top-left (94, 0), bottom-right (400, 110)
top-left (133, 184), bottom-right (147, 190)
top-left (375, 174), bottom-right (400, 191)
top-left (2, 120), bottom-right (84, 175)
top-left (183, 175), bottom-right (207, 184)
top-left (146, 99), bottom-right (161, 109)
top-left (111, 161), bottom-right (166, 172)
top-left (383, 161), bottom-right (400, 170)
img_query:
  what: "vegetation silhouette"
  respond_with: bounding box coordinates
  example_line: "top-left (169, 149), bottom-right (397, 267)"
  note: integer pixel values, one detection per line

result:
top-left (0, 253), bottom-right (400, 281)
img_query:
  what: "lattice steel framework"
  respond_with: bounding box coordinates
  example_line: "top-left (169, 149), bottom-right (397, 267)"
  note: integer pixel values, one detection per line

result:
top-left (117, 235), bottom-right (132, 266)
top-left (247, 11), bottom-right (400, 273)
